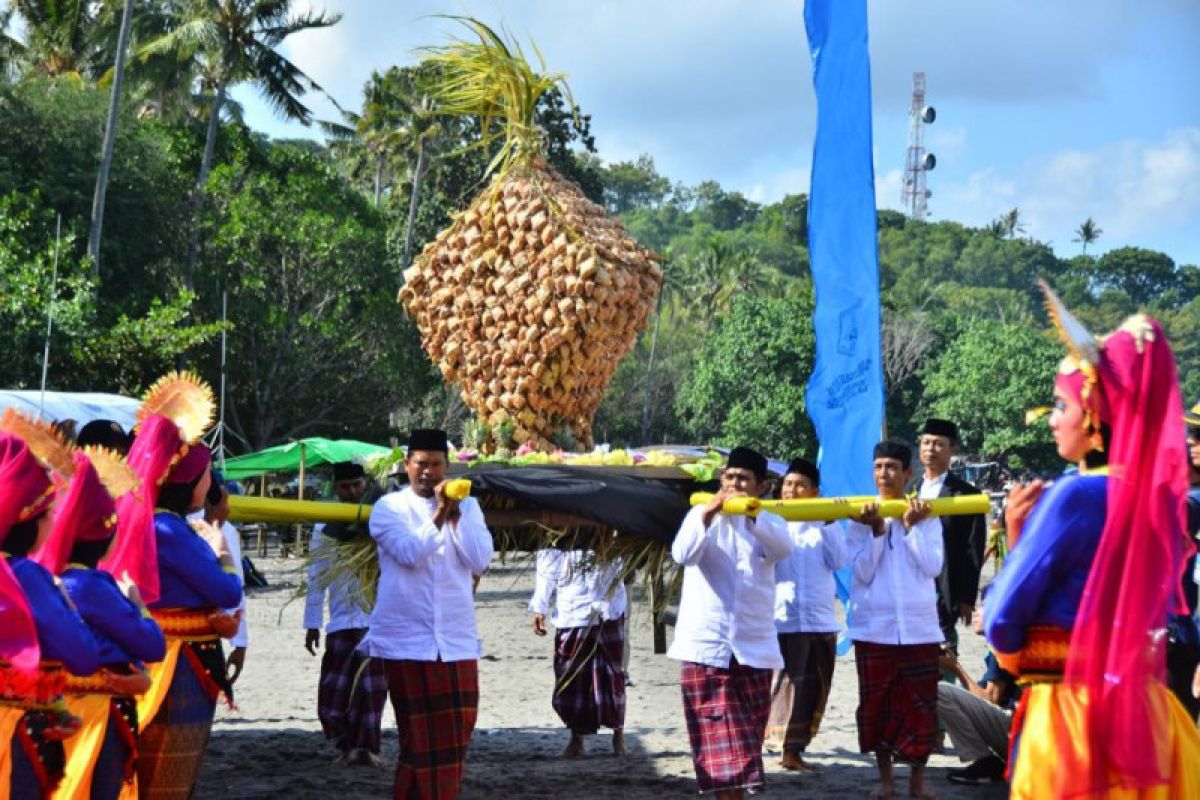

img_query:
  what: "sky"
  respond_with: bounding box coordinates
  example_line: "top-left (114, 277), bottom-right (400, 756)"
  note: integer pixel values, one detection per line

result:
top-left (235, 0), bottom-right (1200, 267)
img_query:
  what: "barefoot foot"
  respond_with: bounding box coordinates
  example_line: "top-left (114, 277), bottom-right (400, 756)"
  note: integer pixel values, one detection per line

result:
top-left (780, 751), bottom-right (814, 772)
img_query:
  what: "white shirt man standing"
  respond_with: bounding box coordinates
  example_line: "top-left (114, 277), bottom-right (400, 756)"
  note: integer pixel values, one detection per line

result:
top-left (669, 446), bottom-right (793, 800)
top-left (364, 428), bottom-right (493, 799)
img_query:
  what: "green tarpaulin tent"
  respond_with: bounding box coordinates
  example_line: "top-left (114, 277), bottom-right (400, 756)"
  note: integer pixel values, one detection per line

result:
top-left (221, 438), bottom-right (392, 480)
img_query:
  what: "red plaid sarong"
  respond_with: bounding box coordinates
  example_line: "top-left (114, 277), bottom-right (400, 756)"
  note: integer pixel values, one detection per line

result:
top-left (552, 616), bottom-right (626, 734)
top-left (318, 628), bottom-right (387, 754)
top-left (384, 659), bottom-right (479, 800)
top-left (680, 659), bottom-right (772, 794)
top-left (853, 641), bottom-right (940, 762)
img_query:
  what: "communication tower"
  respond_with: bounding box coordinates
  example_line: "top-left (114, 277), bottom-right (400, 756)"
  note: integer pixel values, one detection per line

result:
top-left (902, 72), bottom-right (937, 219)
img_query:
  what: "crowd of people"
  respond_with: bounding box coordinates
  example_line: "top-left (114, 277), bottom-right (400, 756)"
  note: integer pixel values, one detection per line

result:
top-left (3, 286), bottom-right (1200, 800)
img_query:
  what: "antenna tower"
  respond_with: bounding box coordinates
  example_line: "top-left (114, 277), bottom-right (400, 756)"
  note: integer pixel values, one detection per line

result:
top-left (902, 72), bottom-right (936, 219)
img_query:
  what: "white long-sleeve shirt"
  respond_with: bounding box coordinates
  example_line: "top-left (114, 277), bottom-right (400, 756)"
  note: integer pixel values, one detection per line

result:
top-left (188, 513), bottom-right (248, 648)
top-left (846, 515), bottom-right (944, 645)
top-left (528, 550), bottom-right (626, 628)
top-left (303, 525), bottom-right (372, 634)
top-left (774, 521), bottom-right (850, 634)
top-left (667, 506), bottom-right (793, 670)
top-left (362, 488), bottom-right (494, 662)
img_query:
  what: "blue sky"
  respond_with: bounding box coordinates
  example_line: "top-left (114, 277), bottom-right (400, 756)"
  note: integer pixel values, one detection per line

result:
top-left (236, 1), bottom-right (1200, 266)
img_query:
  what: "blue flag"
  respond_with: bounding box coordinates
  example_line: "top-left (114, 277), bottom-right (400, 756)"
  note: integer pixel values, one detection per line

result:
top-left (803, 0), bottom-right (884, 653)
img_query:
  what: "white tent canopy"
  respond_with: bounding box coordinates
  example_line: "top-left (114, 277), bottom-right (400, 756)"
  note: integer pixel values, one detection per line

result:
top-left (0, 390), bottom-right (140, 430)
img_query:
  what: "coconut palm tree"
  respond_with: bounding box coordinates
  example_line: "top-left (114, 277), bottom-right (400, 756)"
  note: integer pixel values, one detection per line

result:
top-left (323, 68), bottom-right (415, 208)
top-left (1073, 217), bottom-right (1102, 255)
top-left (141, 0), bottom-right (341, 290)
top-left (998, 207), bottom-right (1026, 239)
top-left (10, 0), bottom-right (99, 78)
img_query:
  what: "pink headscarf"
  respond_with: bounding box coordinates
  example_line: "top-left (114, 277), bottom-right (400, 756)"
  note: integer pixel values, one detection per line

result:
top-left (100, 413), bottom-right (185, 605)
top-left (0, 434), bottom-right (49, 692)
top-left (35, 451), bottom-right (119, 576)
top-left (1058, 317), bottom-right (1192, 793)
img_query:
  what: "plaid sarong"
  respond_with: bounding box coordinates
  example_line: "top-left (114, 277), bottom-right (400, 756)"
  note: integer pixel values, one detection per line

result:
top-left (552, 616), bottom-right (626, 734)
top-left (680, 659), bottom-right (772, 794)
top-left (853, 641), bottom-right (940, 762)
top-left (10, 710), bottom-right (66, 798)
top-left (318, 628), bottom-right (387, 754)
top-left (385, 659), bottom-right (479, 800)
top-left (764, 631), bottom-right (837, 754)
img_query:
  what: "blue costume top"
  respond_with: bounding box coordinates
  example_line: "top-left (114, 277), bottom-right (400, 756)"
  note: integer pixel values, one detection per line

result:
top-left (149, 511), bottom-right (242, 610)
top-left (61, 567), bottom-right (166, 666)
top-left (8, 556), bottom-right (101, 677)
top-left (984, 474), bottom-right (1107, 655)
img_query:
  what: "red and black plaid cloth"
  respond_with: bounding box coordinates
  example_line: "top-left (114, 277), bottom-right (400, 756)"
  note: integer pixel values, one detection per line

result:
top-left (385, 658), bottom-right (479, 800)
top-left (318, 628), bottom-right (388, 754)
top-left (680, 659), bottom-right (773, 794)
top-left (853, 641), bottom-right (940, 762)
top-left (552, 616), bottom-right (626, 734)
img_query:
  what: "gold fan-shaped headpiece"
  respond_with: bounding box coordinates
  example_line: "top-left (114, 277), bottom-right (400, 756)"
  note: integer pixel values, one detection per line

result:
top-left (1037, 278), bottom-right (1105, 451)
top-left (82, 446), bottom-right (139, 499)
top-left (137, 371), bottom-right (215, 443)
top-left (0, 409), bottom-right (76, 478)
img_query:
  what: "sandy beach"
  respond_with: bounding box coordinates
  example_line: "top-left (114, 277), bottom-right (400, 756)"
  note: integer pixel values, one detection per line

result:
top-left (197, 555), bottom-right (1009, 799)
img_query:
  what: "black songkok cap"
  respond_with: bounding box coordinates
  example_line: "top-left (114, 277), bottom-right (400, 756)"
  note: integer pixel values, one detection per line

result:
top-left (726, 446), bottom-right (768, 481)
top-left (77, 419), bottom-right (131, 451)
top-left (922, 418), bottom-right (959, 443)
top-left (785, 457), bottom-right (820, 486)
top-left (874, 440), bottom-right (912, 466)
top-left (332, 461), bottom-right (366, 482)
top-left (407, 428), bottom-right (449, 455)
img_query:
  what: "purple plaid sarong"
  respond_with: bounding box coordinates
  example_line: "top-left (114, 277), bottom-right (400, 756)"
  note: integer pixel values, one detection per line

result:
top-left (552, 616), bottom-right (626, 734)
top-left (681, 658), bottom-right (772, 794)
top-left (318, 627), bottom-right (388, 754)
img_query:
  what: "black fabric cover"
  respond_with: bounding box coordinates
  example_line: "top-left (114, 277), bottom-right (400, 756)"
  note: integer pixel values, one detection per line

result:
top-left (462, 464), bottom-right (693, 544)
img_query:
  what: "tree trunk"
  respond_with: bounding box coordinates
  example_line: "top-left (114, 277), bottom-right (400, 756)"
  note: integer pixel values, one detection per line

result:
top-left (86, 0), bottom-right (135, 276)
top-left (639, 291), bottom-right (665, 443)
top-left (184, 81), bottom-right (227, 293)
top-left (401, 137), bottom-right (428, 269)
top-left (373, 153), bottom-right (383, 209)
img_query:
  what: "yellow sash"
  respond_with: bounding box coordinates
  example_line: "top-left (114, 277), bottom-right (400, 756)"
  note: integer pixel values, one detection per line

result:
top-left (0, 704), bottom-right (25, 800)
top-left (53, 694), bottom-right (111, 800)
top-left (136, 639), bottom-right (184, 732)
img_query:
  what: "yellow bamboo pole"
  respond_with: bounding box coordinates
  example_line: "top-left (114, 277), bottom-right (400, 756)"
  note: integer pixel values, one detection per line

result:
top-left (688, 492), bottom-right (991, 521)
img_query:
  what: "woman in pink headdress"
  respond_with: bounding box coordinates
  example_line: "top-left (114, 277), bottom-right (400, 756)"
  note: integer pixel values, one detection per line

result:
top-left (985, 285), bottom-right (1200, 799)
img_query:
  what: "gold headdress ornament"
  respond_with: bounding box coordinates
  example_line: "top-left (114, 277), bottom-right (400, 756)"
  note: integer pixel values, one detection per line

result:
top-left (137, 371), bottom-right (215, 443)
top-left (81, 446), bottom-right (139, 500)
top-left (1037, 277), bottom-right (1105, 451)
top-left (0, 408), bottom-right (77, 478)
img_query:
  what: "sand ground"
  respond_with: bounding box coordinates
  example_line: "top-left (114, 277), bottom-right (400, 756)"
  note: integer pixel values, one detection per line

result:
top-left (196, 555), bottom-right (1009, 799)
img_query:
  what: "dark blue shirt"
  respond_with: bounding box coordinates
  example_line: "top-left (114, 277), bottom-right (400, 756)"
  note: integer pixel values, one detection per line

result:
top-left (8, 556), bottom-right (101, 677)
top-left (61, 567), bottom-right (166, 666)
top-left (149, 512), bottom-right (242, 610)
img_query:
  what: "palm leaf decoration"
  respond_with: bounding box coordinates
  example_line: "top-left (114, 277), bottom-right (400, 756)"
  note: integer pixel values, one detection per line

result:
top-left (398, 17), bottom-right (662, 454)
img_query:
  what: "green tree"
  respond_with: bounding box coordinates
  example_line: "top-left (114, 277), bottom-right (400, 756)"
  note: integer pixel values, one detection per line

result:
top-left (141, 0), bottom-right (341, 288)
top-left (676, 293), bottom-right (817, 457)
top-left (10, 0), bottom-right (98, 77)
top-left (919, 317), bottom-right (1060, 470)
top-left (1088, 246), bottom-right (1178, 308)
top-left (1073, 217), bottom-right (1102, 255)
top-left (601, 155), bottom-right (671, 213)
top-left (200, 141), bottom-right (423, 447)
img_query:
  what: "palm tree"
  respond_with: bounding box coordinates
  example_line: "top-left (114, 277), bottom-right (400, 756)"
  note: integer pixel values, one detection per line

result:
top-left (323, 68), bottom-right (414, 208)
top-left (141, 0), bottom-right (341, 290)
top-left (997, 207), bottom-right (1025, 239)
top-left (1073, 217), bottom-right (1102, 255)
top-left (11, 0), bottom-right (98, 78)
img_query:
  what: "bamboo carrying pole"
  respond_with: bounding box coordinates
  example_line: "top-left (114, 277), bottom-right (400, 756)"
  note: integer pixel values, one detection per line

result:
top-left (688, 493), bottom-right (991, 522)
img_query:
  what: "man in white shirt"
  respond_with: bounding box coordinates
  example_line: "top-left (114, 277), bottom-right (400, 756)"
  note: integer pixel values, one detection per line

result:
top-left (194, 474), bottom-right (249, 686)
top-left (764, 457), bottom-right (848, 772)
top-left (848, 440), bottom-right (943, 800)
top-left (364, 428), bottom-right (494, 799)
top-left (303, 461), bottom-right (386, 767)
top-left (529, 543), bottom-right (628, 758)
top-left (669, 446), bottom-right (793, 800)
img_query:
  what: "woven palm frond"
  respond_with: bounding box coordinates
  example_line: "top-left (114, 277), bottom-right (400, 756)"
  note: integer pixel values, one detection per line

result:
top-left (138, 371), bottom-right (215, 442)
top-left (0, 409), bottom-right (76, 478)
top-left (82, 446), bottom-right (139, 499)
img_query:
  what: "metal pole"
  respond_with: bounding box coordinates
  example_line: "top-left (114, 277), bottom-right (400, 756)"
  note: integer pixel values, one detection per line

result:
top-left (39, 215), bottom-right (62, 415)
